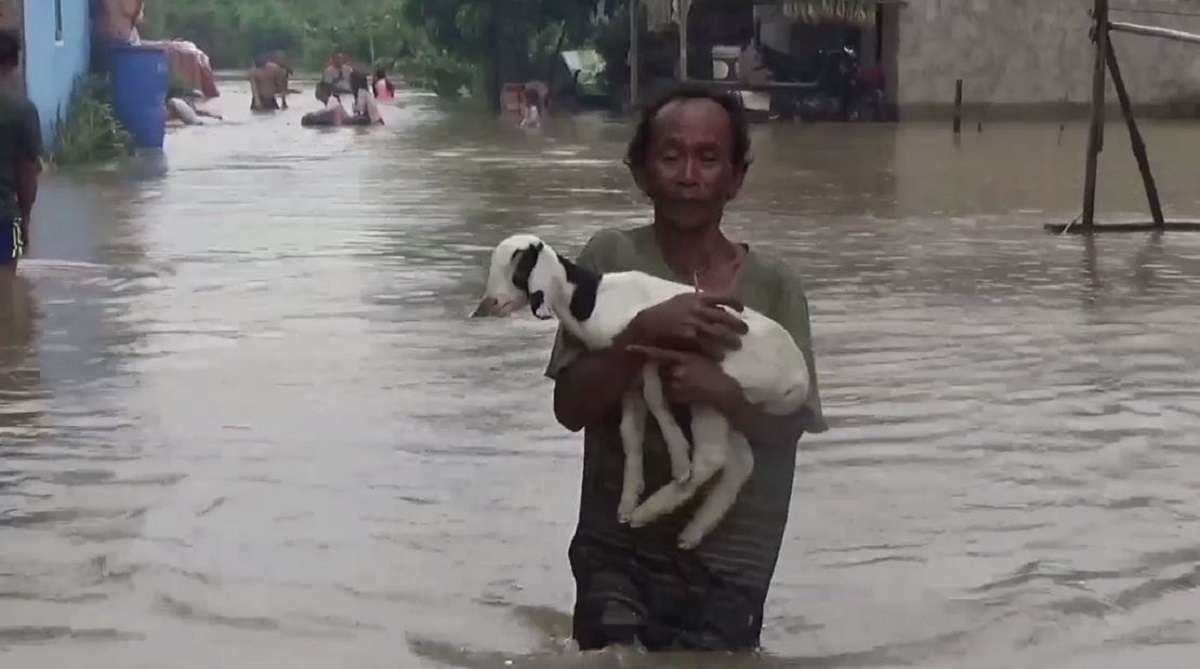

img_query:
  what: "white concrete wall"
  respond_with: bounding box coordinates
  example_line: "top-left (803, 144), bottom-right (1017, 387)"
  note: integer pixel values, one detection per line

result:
top-left (896, 0), bottom-right (1200, 109)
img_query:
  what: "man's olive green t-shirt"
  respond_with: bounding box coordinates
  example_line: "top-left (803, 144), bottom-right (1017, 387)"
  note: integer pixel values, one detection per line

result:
top-left (544, 224), bottom-right (826, 600)
top-left (0, 88), bottom-right (42, 221)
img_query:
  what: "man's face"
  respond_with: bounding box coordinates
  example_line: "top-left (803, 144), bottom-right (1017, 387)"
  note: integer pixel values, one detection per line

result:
top-left (634, 98), bottom-right (747, 232)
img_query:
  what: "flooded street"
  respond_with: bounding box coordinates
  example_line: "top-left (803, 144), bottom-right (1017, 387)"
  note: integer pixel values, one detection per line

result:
top-left (3, 82), bottom-right (1200, 668)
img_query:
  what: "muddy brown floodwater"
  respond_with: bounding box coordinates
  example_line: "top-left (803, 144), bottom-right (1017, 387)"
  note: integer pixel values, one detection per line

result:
top-left (2, 81), bottom-right (1200, 668)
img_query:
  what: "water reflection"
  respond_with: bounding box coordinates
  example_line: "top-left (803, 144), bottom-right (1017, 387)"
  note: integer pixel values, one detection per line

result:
top-left (0, 274), bottom-right (39, 439)
top-left (0, 82), bottom-right (1198, 667)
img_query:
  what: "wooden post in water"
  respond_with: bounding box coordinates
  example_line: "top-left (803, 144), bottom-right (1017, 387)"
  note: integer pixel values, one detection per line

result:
top-left (630, 0), bottom-right (640, 109)
top-left (1105, 38), bottom-right (1166, 228)
top-left (1080, 0), bottom-right (1109, 230)
top-left (953, 79), bottom-right (962, 134)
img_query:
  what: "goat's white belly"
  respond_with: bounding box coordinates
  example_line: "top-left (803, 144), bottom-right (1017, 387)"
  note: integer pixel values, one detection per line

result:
top-left (723, 314), bottom-right (811, 414)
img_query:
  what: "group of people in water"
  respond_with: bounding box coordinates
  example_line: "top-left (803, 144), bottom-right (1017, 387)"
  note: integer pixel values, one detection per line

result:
top-left (249, 51), bottom-right (400, 128)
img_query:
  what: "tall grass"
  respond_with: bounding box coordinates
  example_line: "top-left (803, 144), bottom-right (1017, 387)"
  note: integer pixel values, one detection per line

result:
top-left (48, 75), bottom-right (133, 168)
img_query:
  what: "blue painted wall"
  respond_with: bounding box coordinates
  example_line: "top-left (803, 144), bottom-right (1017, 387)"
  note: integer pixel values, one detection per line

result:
top-left (24, 0), bottom-right (91, 148)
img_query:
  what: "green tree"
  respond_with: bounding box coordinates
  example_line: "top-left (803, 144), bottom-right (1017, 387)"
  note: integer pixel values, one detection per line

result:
top-left (149, 0), bottom-right (607, 101)
top-left (402, 0), bottom-right (605, 108)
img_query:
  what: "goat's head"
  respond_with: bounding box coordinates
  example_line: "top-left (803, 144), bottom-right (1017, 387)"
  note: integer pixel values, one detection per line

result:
top-left (472, 233), bottom-right (560, 320)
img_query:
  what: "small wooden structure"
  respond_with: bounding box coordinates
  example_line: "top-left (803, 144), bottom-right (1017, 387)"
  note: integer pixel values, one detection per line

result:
top-left (1047, 0), bottom-right (1200, 235)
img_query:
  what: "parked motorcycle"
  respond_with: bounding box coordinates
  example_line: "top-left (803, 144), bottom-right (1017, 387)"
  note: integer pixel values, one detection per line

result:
top-left (760, 44), bottom-right (885, 123)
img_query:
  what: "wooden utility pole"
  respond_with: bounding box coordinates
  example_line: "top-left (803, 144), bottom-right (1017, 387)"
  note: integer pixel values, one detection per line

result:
top-left (630, 0), bottom-right (640, 109)
top-left (1080, 0), bottom-right (1109, 230)
top-left (678, 0), bottom-right (690, 82)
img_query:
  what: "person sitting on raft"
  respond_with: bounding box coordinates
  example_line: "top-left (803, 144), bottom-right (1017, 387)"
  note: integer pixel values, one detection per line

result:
top-left (301, 82), bottom-right (373, 127)
top-left (350, 71), bottom-right (384, 125)
top-left (322, 53), bottom-right (355, 97)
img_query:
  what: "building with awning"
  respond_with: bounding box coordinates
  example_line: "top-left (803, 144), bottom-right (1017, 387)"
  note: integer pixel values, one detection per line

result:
top-left (624, 0), bottom-right (1200, 120)
top-left (624, 0), bottom-right (900, 118)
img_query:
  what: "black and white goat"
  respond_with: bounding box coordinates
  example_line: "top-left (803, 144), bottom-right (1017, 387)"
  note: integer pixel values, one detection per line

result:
top-left (473, 234), bottom-right (811, 549)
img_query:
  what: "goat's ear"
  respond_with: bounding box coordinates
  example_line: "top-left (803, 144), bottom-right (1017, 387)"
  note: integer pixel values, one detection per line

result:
top-left (511, 242), bottom-right (543, 292)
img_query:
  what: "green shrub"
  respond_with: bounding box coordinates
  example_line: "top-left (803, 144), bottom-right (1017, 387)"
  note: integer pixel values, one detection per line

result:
top-left (48, 75), bottom-right (133, 168)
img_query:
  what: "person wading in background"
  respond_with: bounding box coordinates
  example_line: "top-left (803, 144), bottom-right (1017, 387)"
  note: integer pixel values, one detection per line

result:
top-left (250, 52), bottom-right (291, 111)
top-left (0, 29), bottom-right (41, 274)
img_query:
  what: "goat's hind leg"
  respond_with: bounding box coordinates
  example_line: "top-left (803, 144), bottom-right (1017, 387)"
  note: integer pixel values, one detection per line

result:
top-left (677, 430), bottom-right (754, 550)
top-left (641, 364), bottom-right (692, 483)
top-left (627, 407), bottom-right (729, 529)
top-left (617, 384), bottom-right (648, 523)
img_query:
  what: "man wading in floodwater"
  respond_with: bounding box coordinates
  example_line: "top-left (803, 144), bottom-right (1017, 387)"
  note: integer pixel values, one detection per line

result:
top-left (0, 29), bottom-right (41, 275)
top-left (546, 85), bottom-right (826, 652)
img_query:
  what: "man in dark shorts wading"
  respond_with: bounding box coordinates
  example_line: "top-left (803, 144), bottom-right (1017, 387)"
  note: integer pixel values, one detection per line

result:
top-left (0, 29), bottom-right (41, 275)
top-left (545, 85), bottom-right (827, 652)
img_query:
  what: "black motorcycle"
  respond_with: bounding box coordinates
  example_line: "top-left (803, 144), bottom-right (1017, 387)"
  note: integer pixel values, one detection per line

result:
top-left (760, 44), bottom-right (883, 123)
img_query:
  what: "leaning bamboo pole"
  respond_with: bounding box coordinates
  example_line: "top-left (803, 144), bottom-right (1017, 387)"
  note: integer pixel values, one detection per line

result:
top-left (1109, 20), bottom-right (1200, 46)
top-left (1105, 35), bottom-right (1165, 229)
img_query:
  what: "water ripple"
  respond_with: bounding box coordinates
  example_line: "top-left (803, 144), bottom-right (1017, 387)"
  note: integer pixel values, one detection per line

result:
top-left (2, 86), bottom-right (1200, 666)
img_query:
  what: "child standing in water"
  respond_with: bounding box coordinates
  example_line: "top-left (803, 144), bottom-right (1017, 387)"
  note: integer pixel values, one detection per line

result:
top-left (373, 67), bottom-right (396, 102)
top-left (520, 87), bottom-right (542, 129)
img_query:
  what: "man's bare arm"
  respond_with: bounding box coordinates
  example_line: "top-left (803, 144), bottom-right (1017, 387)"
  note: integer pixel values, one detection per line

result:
top-left (719, 392), bottom-right (808, 449)
top-left (626, 343), bottom-right (810, 448)
top-left (553, 328), bottom-right (643, 432)
top-left (16, 159), bottom-right (39, 223)
top-left (16, 103), bottom-right (42, 228)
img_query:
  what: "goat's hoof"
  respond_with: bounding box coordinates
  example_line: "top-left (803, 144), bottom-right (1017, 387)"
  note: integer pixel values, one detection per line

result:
top-left (677, 535), bottom-right (700, 550)
top-left (617, 499), bottom-right (638, 522)
top-left (672, 468), bottom-right (692, 484)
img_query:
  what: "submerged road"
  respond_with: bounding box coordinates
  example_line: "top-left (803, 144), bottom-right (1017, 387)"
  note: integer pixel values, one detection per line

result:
top-left (2, 82), bottom-right (1200, 667)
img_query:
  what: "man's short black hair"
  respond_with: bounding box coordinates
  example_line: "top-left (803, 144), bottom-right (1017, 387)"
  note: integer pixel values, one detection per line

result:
top-left (625, 84), bottom-right (752, 170)
top-left (0, 28), bottom-right (20, 68)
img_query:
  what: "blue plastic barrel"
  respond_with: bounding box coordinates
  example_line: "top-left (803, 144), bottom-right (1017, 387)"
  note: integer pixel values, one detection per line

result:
top-left (109, 45), bottom-right (169, 150)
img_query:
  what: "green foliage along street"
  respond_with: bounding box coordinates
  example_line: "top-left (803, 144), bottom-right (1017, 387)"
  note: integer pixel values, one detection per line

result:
top-left (149, 0), bottom-right (616, 106)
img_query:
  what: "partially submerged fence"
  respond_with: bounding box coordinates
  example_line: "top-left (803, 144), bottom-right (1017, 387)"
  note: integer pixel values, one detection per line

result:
top-left (1051, 0), bottom-right (1200, 234)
